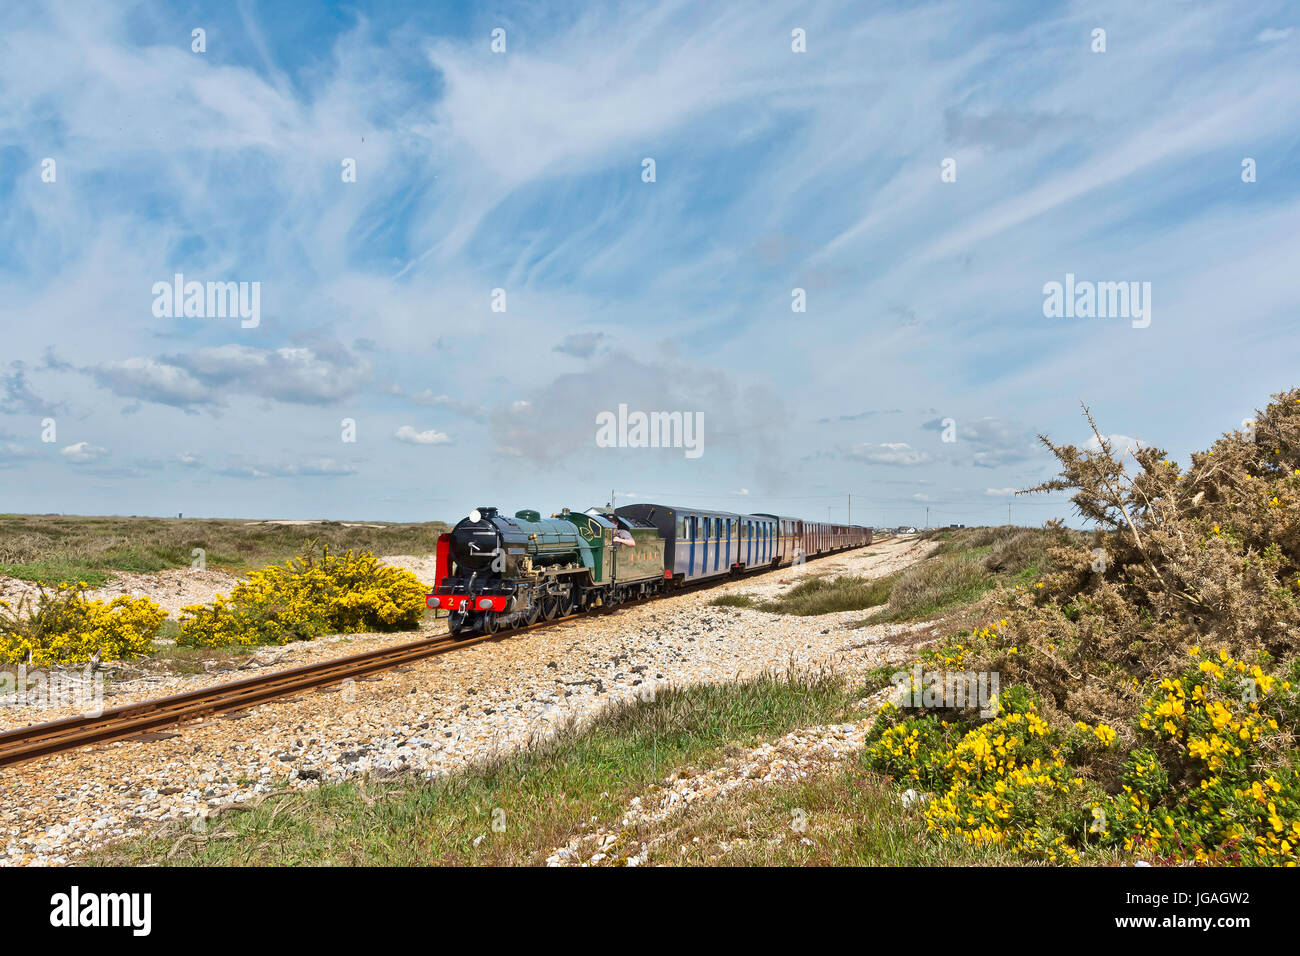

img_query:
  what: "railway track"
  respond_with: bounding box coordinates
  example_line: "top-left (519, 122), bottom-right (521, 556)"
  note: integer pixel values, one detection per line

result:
top-left (0, 545), bottom-right (877, 769)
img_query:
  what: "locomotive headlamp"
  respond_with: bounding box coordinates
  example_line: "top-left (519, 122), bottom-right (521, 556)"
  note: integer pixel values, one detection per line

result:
top-left (469, 509), bottom-right (482, 523)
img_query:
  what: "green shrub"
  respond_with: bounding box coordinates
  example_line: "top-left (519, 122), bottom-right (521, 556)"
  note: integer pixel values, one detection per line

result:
top-left (866, 387), bottom-right (1300, 865)
top-left (0, 584), bottom-right (166, 665)
top-left (178, 545), bottom-right (426, 648)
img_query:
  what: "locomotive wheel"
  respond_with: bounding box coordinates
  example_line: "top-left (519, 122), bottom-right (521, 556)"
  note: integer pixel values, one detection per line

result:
top-left (482, 612), bottom-right (502, 634)
top-left (524, 600), bottom-right (542, 626)
top-left (542, 593), bottom-right (561, 621)
top-left (448, 609), bottom-right (472, 636)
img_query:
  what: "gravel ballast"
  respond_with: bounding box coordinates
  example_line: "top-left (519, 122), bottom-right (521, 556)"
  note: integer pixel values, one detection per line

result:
top-left (0, 537), bottom-right (932, 866)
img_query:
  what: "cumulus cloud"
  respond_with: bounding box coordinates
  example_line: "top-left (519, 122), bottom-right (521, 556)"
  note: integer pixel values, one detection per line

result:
top-left (173, 344), bottom-right (372, 404)
top-left (395, 425), bottom-right (452, 445)
top-left (87, 344), bottom-right (372, 409)
top-left (91, 357), bottom-right (212, 409)
top-left (61, 441), bottom-right (108, 463)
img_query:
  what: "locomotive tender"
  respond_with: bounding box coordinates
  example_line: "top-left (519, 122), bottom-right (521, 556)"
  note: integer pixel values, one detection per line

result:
top-left (428, 501), bottom-right (872, 636)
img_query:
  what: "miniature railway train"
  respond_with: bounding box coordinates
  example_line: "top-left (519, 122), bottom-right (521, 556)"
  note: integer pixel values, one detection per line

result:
top-left (428, 502), bottom-right (873, 636)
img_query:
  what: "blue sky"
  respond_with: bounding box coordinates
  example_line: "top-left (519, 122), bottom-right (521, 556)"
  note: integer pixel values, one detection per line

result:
top-left (1, 0), bottom-right (1297, 528)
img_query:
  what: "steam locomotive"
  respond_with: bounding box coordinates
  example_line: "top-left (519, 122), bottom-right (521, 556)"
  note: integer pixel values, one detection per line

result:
top-left (427, 502), bottom-right (872, 636)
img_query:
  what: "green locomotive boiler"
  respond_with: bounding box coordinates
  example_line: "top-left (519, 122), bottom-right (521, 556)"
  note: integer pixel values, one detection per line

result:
top-left (428, 506), bottom-right (666, 635)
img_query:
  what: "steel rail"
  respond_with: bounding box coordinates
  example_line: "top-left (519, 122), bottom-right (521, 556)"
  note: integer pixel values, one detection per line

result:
top-left (0, 545), bottom-right (872, 768)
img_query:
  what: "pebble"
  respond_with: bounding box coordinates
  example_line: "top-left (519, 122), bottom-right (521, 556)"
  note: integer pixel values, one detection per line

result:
top-left (0, 540), bottom-right (933, 866)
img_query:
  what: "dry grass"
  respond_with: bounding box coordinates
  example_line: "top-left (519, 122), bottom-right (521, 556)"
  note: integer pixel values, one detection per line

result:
top-left (628, 767), bottom-right (1057, 866)
top-left (83, 672), bottom-right (870, 866)
top-left (710, 574), bottom-right (897, 616)
top-left (0, 514), bottom-right (447, 585)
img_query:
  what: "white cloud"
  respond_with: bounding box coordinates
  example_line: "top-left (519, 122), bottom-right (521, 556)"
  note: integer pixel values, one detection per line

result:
top-left (61, 441), bottom-right (108, 463)
top-left (0, 1), bottom-right (1296, 526)
top-left (847, 442), bottom-right (933, 466)
top-left (91, 358), bottom-right (212, 408)
top-left (395, 425), bottom-right (452, 445)
top-left (1256, 27), bottom-right (1293, 42)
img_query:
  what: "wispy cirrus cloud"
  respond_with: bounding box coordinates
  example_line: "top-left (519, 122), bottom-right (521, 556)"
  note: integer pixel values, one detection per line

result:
top-left (0, 0), bottom-right (1296, 524)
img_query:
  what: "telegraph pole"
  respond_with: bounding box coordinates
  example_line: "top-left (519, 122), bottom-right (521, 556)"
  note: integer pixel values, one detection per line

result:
top-left (925, 506), bottom-right (930, 529)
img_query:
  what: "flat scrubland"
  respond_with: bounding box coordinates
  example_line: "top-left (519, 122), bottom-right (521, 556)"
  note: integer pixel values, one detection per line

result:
top-left (0, 514), bottom-right (447, 586)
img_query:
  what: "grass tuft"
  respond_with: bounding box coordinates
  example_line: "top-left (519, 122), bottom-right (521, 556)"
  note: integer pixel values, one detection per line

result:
top-left (85, 671), bottom-right (866, 866)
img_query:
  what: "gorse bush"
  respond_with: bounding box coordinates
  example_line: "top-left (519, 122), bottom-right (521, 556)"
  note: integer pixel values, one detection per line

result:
top-left (865, 641), bottom-right (1300, 865)
top-left (866, 387), bottom-right (1300, 865)
top-left (0, 583), bottom-right (166, 665)
top-left (1110, 647), bottom-right (1300, 864)
top-left (177, 545), bottom-right (426, 648)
